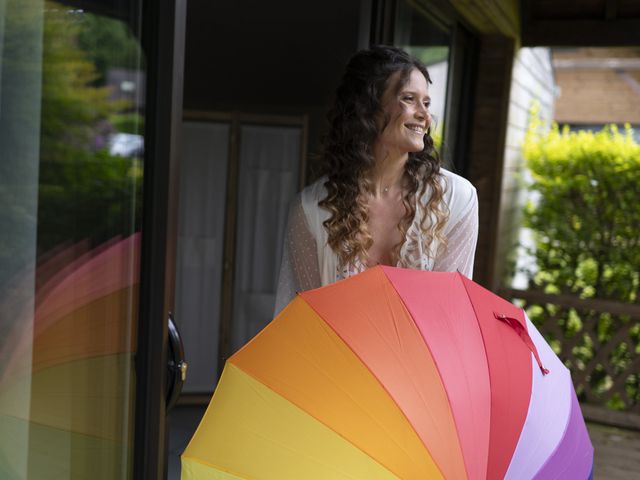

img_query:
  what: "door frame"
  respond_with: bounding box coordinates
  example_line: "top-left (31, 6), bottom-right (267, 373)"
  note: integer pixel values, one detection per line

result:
top-left (134, 0), bottom-right (187, 478)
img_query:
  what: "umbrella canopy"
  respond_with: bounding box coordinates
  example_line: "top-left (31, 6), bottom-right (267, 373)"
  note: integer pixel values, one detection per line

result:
top-left (0, 235), bottom-right (139, 478)
top-left (181, 266), bottom-right (594, 480)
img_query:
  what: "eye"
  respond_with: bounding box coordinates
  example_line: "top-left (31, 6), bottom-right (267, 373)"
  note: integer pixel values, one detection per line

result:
top-left (402, 95), bottom-right (414, 102)
top-left (423, 101), bottom-right (431, 109)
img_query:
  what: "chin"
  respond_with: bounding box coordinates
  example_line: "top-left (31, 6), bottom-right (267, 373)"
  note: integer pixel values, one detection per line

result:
top-left (406, 142), bottom-right (425, 153)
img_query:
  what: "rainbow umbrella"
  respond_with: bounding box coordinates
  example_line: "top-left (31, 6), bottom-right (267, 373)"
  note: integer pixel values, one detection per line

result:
top-left (181, 266), bottom-right (594, 479)
top-left (0, 235), bottom-right (139, 478)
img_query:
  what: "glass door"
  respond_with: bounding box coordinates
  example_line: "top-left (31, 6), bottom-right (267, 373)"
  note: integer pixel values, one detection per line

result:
top-left (395, 1), bottom-right (452, 161)
top-left (0, 0), bottom-right (185, 478)
top-left (393, 1), bottom-right (478, 175)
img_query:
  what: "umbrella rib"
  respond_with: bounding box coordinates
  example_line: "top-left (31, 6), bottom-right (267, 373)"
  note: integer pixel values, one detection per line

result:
top-left (289, 331), bottom-right (421, 466)
top-left (370, 271), bottom-right (465, 479)
top-left (527, 386), bottom-right (580, 479)
top-left (365, 286), bottom-right (451, 454)
top-left (181, 455), bottom-right (252, 480)
top-left (232, 364), bottom-right (403, 480)
top-left (300, 289), bottom-right (447, 478)
top-left (241, 306), bottom-right (425, 474)
top-left (455, 272), bottom-right (497, 480)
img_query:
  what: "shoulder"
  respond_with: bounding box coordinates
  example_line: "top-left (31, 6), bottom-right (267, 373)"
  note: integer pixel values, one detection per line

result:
top-left (438, 168), bottom-right (476, 205)
top-left (419, 168), bottom-right (477, 225)
top-left (297, 176), bottom-right (330, 237)
top-left (300, 176), bottom-right (327, 202)
top-left (300, 175), bottom-right (328, 207)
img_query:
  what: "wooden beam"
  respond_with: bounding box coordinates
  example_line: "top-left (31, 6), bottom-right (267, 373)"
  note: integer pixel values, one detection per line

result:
top-left (582, 403), bottom-right (640, 431)
top-left (448, 0), bottom-right (520, 37)
top-left (467, 35), bottom-right (516, 290)
top-left (522, 19), bottom-right (640, 46)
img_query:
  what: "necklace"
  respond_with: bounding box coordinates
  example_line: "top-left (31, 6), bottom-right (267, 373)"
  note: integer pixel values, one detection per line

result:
top-left (383, 186), bottom-right (390, 193)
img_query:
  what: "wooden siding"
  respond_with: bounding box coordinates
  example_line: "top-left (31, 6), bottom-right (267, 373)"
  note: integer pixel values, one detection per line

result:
top-left (491, 47), bottom-right (554, 290)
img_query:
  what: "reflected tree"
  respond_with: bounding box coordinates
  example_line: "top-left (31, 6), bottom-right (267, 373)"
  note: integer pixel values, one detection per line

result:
top-left (37, 2), bottom-right (143, 256)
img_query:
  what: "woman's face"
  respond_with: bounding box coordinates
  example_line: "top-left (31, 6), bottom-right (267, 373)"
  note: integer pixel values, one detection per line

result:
top-left (376, 68), bottom-right (431, 155)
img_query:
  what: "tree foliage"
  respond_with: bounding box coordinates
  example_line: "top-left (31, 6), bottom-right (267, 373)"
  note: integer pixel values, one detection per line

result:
top-left (76, 12), bottom-right (143, 85)
top-left (36, 3), bottom-right (143, 255)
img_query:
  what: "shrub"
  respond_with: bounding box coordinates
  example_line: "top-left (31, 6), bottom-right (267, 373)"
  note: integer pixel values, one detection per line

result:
top-left (521, 106), bottom-right (640, 410)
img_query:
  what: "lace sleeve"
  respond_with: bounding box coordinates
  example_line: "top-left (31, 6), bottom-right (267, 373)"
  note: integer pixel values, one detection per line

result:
top-left (433, 190), bottom-right (479, 279)
top-left (274, 195), bottom-right (322, 315)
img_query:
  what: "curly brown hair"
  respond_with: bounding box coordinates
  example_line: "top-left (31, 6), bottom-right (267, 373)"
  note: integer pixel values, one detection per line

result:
top-left (319, 45), bottom-right (449, 270)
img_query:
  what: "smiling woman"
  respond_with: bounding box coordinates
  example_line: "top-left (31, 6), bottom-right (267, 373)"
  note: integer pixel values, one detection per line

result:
top-left (274, 46), bottom-right (479, 313)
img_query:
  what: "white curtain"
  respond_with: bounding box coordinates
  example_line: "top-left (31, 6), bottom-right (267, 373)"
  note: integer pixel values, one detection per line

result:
top-left (231, 125), bottom-right (301, 353)
top-left (175, 122), bottom-right (229, 392)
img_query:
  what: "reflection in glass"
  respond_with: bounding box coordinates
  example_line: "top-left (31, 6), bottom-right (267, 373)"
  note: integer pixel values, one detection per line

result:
top-left (0, 1), bottom-right (144, 478)
top-left (396, 1), bottom-right (451, 148)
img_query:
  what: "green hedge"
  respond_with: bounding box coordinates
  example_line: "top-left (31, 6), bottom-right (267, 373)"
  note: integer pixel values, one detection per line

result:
top-left (522, 106), bottom-right (640, 410)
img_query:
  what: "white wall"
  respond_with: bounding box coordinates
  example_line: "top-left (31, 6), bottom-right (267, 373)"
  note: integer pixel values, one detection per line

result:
top-left (497, 47), bottom-right (555, 288)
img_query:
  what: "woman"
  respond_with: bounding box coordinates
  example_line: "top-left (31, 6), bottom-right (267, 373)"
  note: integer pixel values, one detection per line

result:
top-left (275, 46), bottom-right (478, 313)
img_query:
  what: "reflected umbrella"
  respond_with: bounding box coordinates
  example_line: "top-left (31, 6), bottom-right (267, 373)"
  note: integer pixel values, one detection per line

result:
top-left (0, 234), bottom-right (140, 479)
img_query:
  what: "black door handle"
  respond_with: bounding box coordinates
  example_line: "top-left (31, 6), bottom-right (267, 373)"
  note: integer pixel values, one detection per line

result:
top-left (166, 312), bottom-right (187, 412)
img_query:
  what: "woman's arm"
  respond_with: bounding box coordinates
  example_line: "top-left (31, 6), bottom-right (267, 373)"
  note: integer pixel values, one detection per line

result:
top-left (274, 194), bottom-right (322, 315)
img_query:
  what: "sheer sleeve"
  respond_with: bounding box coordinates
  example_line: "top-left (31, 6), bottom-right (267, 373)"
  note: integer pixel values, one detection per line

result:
top-left (274, 194), bottom-right (322, 315)
top-left (433, 187), bottom-right (479, 279)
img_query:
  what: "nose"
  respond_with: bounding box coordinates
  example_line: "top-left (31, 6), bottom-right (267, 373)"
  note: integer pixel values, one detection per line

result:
top-left (415, 103), bottom-right (428, 120)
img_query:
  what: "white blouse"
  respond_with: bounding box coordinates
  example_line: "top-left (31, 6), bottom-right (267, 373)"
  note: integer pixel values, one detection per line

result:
top-left (274, 168), bottom-right (479, 314)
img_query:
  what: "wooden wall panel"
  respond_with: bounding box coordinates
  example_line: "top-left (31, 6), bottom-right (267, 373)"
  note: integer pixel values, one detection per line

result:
top-left (467, 35), bottom-right (516, 289)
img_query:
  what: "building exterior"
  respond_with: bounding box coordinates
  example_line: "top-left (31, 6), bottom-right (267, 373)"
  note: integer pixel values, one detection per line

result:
top-left (554, 47), bottom-right (640, 135)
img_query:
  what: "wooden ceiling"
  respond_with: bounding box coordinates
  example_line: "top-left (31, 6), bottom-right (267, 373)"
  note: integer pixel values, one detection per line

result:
top-left (521, 0), bottom-right (640, 46)
top-left (446, 0), bottom-right (520, 38)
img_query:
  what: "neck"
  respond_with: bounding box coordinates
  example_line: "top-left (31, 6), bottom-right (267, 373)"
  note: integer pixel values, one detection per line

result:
top-left (369, 143), bottom-right (408, 197)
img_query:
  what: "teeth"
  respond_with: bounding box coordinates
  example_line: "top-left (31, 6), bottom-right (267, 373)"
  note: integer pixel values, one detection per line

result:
top-left (406, 125), bottom-right (424, 134)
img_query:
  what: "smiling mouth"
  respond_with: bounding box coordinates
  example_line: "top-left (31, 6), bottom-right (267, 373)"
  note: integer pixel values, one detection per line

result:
top-left (405, 124), bottom-right (425, 135)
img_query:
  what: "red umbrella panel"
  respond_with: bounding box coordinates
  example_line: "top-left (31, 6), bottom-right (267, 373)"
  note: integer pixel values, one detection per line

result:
top-left (182, 266), bottom-right (594, 480)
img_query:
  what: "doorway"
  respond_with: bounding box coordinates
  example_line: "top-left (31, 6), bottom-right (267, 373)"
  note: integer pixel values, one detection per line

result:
top-left (167, 112), bottom-right (307, 478)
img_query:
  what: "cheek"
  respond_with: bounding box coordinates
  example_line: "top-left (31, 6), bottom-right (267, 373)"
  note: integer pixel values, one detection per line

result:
top-left (396, 103), bottom-right (410, 120)
top-left (385, 100), bottom-right (406, 120)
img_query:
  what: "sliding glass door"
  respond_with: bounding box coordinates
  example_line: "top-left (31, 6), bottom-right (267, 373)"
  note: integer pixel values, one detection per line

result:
top-left (0, 1), bottom-right (185, 478)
